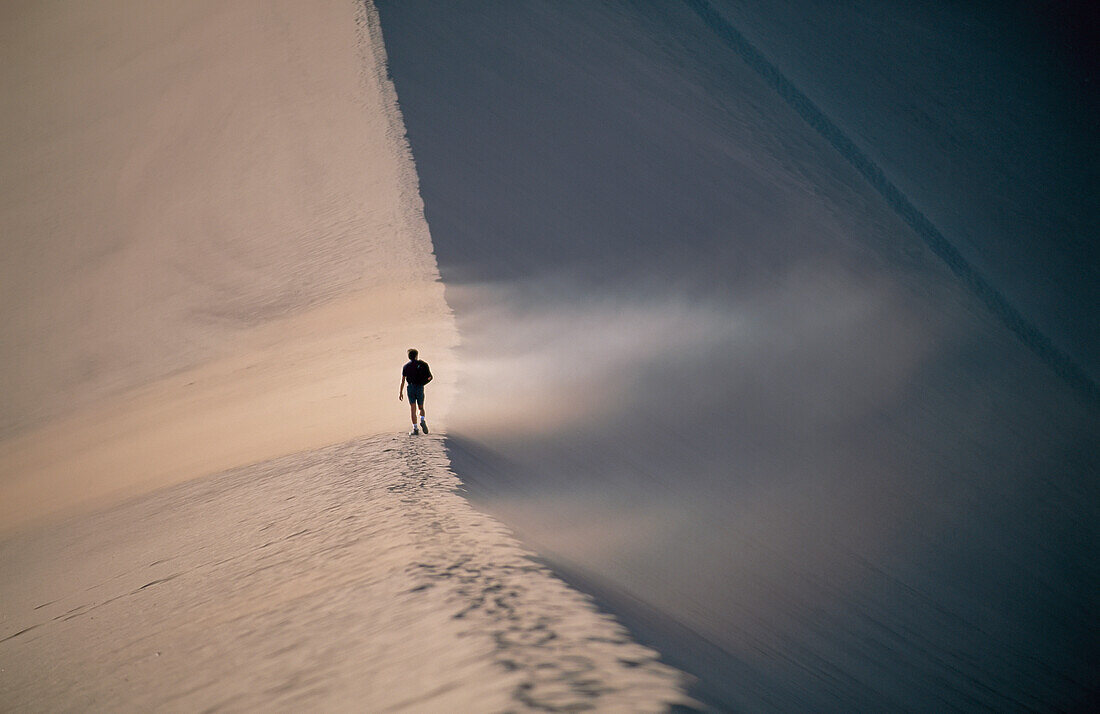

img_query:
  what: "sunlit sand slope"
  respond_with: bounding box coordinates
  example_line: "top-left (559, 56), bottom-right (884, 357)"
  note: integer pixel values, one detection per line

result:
top-left (0, 435), bottom-right (690, 711)
top-left (0, 0), bottom-right (455, 529)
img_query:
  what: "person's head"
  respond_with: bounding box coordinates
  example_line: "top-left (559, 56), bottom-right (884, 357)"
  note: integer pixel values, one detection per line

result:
top-left (407, 348), bottom-right (418, 361)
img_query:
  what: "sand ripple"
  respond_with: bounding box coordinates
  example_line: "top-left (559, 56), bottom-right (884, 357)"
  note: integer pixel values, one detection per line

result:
top-left (0, 435), bottom-right (691, 712)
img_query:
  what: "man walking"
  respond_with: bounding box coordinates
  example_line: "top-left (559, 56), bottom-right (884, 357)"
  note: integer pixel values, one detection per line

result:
top-left (399, 348), bottom-right (432, 435)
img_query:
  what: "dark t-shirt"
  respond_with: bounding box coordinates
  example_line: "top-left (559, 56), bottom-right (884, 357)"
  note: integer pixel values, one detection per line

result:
top-left (402, 359), bottom-right (432, 386)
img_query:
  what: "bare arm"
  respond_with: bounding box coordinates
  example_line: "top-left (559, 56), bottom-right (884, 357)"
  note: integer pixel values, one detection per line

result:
top-left (398, 374), bottom-right (405, 400)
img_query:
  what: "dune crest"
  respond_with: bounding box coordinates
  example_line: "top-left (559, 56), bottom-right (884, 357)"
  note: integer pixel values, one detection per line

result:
top-left (0, 436), bottom-right (690, 710)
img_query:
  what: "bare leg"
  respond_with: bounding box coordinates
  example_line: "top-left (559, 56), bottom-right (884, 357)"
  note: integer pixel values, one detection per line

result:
top-left (409, 400), bottom-right (418, 425)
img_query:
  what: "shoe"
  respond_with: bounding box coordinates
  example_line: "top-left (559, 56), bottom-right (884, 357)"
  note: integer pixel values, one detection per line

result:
top-left (409, 426), bottom-right (419, 436)
top-left (419, 418), bottom-right (429, 434)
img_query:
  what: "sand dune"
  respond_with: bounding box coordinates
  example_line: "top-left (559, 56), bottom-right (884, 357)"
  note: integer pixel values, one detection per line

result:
top-left (0, 0), bottom-right (694, 709)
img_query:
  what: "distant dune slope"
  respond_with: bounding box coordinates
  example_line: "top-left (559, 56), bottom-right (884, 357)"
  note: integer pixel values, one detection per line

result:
top-left (0, 0), bottom-right (456, 529)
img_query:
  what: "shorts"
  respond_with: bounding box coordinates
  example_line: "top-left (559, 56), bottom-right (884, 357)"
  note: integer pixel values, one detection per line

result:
top-left (406, 384), bottom-right (425, 406)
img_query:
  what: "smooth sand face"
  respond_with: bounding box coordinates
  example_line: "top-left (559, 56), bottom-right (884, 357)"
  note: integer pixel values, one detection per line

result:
top-left (0, 0), bottom-right (456, 531)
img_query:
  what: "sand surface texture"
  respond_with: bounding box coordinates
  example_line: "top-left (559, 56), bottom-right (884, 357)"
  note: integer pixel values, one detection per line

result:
top-left (0, 435), bottom-right (689, 711)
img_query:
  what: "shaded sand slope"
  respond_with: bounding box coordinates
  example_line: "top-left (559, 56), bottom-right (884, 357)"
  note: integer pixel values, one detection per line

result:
top-left (0, 435), bottom-right (690, 711)
top-left (0, 0), bottom-right (456, 530)
top-left (375, 1), bottom-right (1099, 709)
